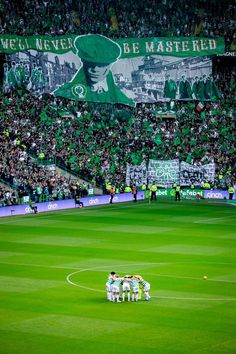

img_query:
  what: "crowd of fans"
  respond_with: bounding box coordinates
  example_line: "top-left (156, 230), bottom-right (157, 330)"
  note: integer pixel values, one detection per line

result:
top-left (0, 0), bottom-right (235, 50)
top-left (0, 130), bottom-right (75, 206)
top-left (0, 1), bottom-right (235, 207)
top-left (0, 65), bottom-right (235, 206)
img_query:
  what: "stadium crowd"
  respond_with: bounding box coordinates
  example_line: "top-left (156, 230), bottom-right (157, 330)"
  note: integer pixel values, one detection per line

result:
top-left (0, 1), bottom-right (235, 206)
top-left (0, 0), bottom-right (235, 50)
top-left (0, 64), bottom-right (235, 206)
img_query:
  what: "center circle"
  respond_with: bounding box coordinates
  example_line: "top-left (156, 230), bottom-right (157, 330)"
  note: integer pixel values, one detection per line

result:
top-left (66, 262), bottom-right (236, 301)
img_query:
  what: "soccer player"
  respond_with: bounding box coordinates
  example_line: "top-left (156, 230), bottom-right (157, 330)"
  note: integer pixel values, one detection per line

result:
top-left (106, 271), bottom-right (116, 301)
top-left (133, 274), bottom-right (143, 281)
top-left (111, 275), bottom-right (123, 303)
top-left (133, 274), bottom-right (143, 299)
top-left (131, 276), bottom-right (140, 302)
top-left (137, 277), bottom-right (151, 301)
top-left (122, 275), bottom-right (131, 302)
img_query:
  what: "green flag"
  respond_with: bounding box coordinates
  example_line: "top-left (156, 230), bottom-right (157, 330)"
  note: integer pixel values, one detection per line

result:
top-left (131, 152), bottom-right (142, 165)
top-left (68, 155), bottom-right (76, 164)
top-left (39, 110), bottom-right (48, 122)
top-left (154, 133), bottom-right (162, 145)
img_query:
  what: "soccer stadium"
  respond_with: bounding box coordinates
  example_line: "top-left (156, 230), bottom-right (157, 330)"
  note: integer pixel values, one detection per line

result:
top-left (0, 0), bottom-right (236, 353)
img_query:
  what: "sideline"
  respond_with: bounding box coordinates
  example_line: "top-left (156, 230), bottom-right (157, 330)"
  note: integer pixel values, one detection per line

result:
top-left (0, 201), bottom-right (151, 224)
top-left (0, 199), bottom-right (182, 224)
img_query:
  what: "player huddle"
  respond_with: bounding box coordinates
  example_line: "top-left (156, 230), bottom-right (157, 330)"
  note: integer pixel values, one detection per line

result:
top-left (106, 272), bottom-right (151, 303)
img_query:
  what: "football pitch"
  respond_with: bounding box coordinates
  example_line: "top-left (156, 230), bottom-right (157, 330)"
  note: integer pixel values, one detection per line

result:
top-left (0, 199), bottom-right (236, 354)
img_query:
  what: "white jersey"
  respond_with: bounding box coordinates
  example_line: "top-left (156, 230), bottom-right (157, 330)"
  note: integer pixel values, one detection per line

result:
top-left (139, 279), bottom-right (150, 291)
top-left (106, 276), bottom-right (114, 291)
top-left (131, 279), bottom-right (139, 292)
top-left (111, 277), bottom-right (123, 293)
top-left (122, 278), bottom-right (131, 291)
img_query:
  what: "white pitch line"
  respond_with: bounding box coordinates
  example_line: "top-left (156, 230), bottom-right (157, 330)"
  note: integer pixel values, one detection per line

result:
top-left (66, 268), bottom-right (236, 283)
top-left (143, 272), bottom-right (236, 284)
top-left (1, 260), bottom-right (236, 273)
top-left (194, 215), bottom-right (236, 224)
top-left (0, 261), bottom-right (83, 270)
top-left (1, 260), bottom-right (236, 270)
top-left (67, 278), bottom-right (236, 301)
top-left (66, 264), bottom-right (236, 302)
top-left (1, 259), bottom-right (235, 287)
top-left (153, 295), bottom-right (236, 301)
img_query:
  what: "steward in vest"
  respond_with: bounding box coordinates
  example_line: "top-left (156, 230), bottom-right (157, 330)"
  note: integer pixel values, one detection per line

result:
top-left (228, 186), bottom-right (235, 200)
top-left (76, 181), bottom-right (82, 197)
top-left (150, 183), bottom-right (157, 201)
top-left (124, 186), bottom-right (132, 193)
top-left (106, 181), bottom-right (112, 194)
top-left (141, 184), bottom-right (146, 191)
top-left (203, 181), bottom-right (211, 189)
top-left (175, 185), bottom-right (181, 201)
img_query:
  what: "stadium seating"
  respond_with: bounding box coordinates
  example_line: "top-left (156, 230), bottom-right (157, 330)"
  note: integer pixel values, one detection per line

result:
top-left (0, 1), bottom-right (235, 50)
top-left (0, 1), bottom-right (235, 205)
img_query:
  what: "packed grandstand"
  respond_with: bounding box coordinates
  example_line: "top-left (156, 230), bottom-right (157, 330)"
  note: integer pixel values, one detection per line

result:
top-left (0, 0), bottom-right (235, 208)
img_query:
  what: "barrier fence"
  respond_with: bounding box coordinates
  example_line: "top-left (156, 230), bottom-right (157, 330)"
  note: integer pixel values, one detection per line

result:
top-left (0, 189), bottom-right (234, 218)
top-left (0, 192), bottom-right (145, 218)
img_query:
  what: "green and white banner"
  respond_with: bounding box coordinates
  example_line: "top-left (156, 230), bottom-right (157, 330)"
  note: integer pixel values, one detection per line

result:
top-left (1, 34), bottom-right (224, 106)
top-left (126, 160), bottom-right (215, 187)
top-left (148, 159), bottom-right (179, 186)
top-left (180, 162), bottom-right (215, 186)
top-left (126, 162), bottom-right (148, 187)
top-left (0, 35), bottom-right (225, 56)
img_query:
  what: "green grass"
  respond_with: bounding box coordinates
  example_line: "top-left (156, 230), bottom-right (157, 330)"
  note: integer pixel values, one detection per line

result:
top-left (0, 199), bottom-right (236, 354)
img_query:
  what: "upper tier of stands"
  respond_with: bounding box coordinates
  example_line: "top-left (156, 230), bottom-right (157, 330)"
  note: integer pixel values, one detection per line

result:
top-left (0, 0), bottom-right (235, 50)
